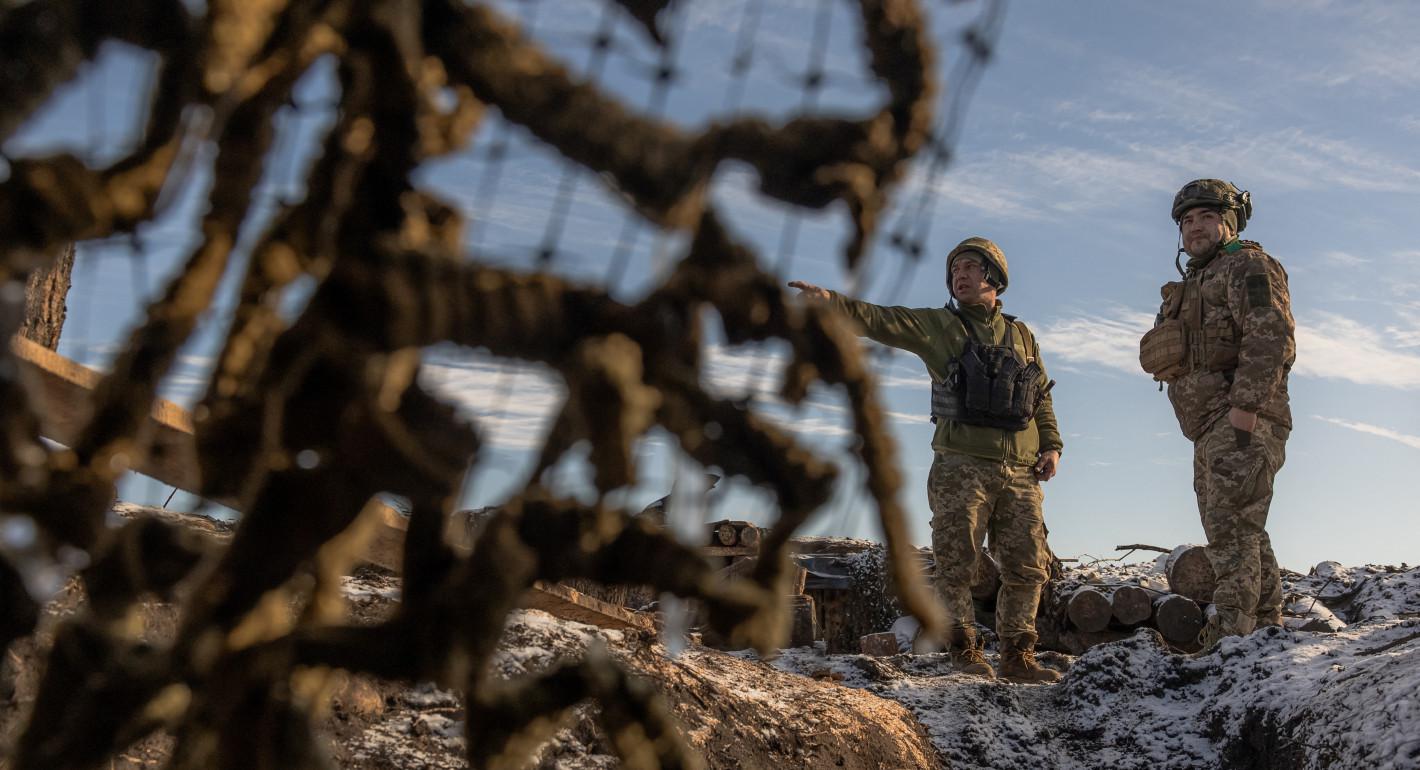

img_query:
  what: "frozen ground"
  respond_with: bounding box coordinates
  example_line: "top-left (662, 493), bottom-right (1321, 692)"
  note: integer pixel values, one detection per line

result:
top-left (761, 562), bottom-right (1420, 769)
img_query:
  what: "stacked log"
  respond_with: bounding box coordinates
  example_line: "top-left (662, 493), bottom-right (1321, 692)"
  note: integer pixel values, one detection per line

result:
top-left (1153, 593), bottom-right (1204, 645)
top-left (1035, 583), bottom-right (1205, 655)
top-left (706, 520), bottom-right (762, 549)
top-left (736, 540), bottom-right (1351, 656)
top-left (1066, 587), bottom-right (1112, 633)
top-left (1110, 585), bottom-right (1153, 625)
top-left (1165, 544), bottom-right (1216, 603)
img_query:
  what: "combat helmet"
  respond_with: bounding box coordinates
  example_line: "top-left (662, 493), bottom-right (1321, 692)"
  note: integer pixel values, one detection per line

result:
top-left (1171, 179), bottom-right (1252, 233)
top-left (946, 236), bottom-right (1009, 295)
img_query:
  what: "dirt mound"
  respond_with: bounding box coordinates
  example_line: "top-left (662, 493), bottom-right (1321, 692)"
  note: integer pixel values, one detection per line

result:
top-left (2, 568), bottom-right (941, 769)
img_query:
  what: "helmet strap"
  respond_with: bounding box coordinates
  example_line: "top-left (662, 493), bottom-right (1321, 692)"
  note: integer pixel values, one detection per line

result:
top-left (1174, 231), bottom-right (1187, 277)
top-left (983, 265), bottom-right (1004, 291)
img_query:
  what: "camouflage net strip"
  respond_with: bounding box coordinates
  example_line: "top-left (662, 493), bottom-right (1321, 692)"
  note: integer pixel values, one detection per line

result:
top-left (0, 0), bottom-right (963, 767)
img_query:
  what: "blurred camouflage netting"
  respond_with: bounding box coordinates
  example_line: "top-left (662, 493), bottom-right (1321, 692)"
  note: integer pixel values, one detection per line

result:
top-left (0, 0), bottom-right (1000, 767)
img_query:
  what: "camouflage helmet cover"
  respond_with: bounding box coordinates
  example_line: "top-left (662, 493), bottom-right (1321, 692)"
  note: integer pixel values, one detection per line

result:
top-left (1171, 179), bottom-right (1252, 233)
top-left (946, 236), bottom-right (1009, 294)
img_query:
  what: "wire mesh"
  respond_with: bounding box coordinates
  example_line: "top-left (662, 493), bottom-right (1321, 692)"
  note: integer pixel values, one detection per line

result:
top-left (0, 1), bottom-right (1007, 766)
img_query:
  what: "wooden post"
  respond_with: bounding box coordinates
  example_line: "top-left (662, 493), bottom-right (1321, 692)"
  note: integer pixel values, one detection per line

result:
top-left (788, 594), bottom-right (817, 648)
top-left (10, 334), bottom-right (211, 502)
top-left (18, 243), bottom-right (75, 351)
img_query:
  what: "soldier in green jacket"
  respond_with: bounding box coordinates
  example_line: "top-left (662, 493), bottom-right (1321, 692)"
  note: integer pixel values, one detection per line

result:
top-left (1139, 180), bottom-right (1295, 651)
top-left (791, 236), bottom-right (1063, 682)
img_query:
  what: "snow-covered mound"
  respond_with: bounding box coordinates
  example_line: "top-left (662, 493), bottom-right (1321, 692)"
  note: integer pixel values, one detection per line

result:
top-left (763, 564), bottom-right (1420, 769)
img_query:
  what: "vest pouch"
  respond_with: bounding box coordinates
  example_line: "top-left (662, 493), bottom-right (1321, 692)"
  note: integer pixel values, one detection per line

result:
top-left (990, 353), bottom-right (1021, 416)
top-left (1160, 280), bottom-right (1185, 317)
top-left (1203, 321), bottom-right (1240, 372)
top-left (932, 313), bottom-right (1043, 432)
top-left (961, 346), bottom-right (993, 413)
top-left (1139, 319), bottom-right (1188, 382)
top-left (1011, 360), bottom-right (1045, 418)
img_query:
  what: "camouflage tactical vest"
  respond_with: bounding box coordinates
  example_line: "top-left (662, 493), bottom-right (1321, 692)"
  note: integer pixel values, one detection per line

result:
top-left (1139, 245), bottom-right (1251, 382)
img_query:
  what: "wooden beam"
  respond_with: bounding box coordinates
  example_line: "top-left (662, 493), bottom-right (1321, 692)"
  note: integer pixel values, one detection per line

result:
top-left (368, 504), bottom-right (653, 632)
top-left (523, 582), bottom-right (654, 632)
top-left (10, 335), bottom-right (653, 632)
top-left (11, 334), bottom-right (204, 497)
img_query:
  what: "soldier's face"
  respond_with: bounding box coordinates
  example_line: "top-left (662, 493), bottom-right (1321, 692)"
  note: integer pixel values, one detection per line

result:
top-left (950, 255), bottom-right (996, 306)
top-left (1180, 207), bottom-right (1233, 258)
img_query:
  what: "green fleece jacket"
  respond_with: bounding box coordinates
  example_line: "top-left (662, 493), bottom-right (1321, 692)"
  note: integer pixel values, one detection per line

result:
top-left (829, 292), bottom-right (1063, 465)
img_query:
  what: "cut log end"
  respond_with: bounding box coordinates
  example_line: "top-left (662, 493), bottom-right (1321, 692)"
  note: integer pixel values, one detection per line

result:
top-left (1166, 544), bottom-right (1216, 604)
top-left (1153, 593), bottom-right (1203, 644)
top-left (1110, 585), bottom-right (1153, 626)
top-left (1067, 587), bottom-right (1112, 633)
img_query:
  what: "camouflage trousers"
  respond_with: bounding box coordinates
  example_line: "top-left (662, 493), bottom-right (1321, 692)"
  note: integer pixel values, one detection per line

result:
top-left (927, 452), bottom-right (1050, 639)
top-left (1193, 414), bottom-right (1289, 643)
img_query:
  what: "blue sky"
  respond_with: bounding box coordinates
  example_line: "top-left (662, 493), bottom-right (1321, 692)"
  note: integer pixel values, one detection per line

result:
top-left (8, 0), bottom-right (1419, 570)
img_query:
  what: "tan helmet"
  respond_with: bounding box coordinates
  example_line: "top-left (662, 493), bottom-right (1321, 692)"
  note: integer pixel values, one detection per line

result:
top-left (1171, 179), bottom-right (1252, 233)
top-left (946, 236), bottom-right (1009, 295)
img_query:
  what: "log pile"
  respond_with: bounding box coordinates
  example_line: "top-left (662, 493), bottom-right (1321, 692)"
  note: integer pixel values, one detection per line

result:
top-left (1036, 545), bottom-right (1211, 654)
top-left (788, 541), bottom-right (1222, 656)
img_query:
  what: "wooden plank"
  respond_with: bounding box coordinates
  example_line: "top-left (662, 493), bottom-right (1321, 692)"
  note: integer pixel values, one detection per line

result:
top-left (361, 501), bottom-right (653, 632)
top-left (524, 582), bottom-right (654, 632)
top-left (11, 338), bottom-right (653, 633)
top-left (11, 334), bottom-right (204, 496)
top-left (701, 546), bottom-right (758, 558)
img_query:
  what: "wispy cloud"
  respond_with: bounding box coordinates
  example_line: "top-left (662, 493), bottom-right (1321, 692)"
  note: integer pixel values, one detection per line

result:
top-left (1313, 415), bottom-right (1420, 451)
top-left (935, 127), bottom-right (1420, 222)
top-left (1294, 312), bottom-right (1420, 388)
top-left (1385, 305), bottom-right (1420, 349)
top-left (1321, 250), bottom-right (1370, 267)
top-left (1036, 308), bottom-right (1420, 389)
top-left (418, 343), bottom-right (892, 453)
top-left (1035, 309), bottom-right (1154, 375)
top-left (701, 343), bottom-right (929, 434)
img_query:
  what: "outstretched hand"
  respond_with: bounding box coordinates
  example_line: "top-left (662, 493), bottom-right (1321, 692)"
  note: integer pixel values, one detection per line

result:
top-left (788, 280), bottom-right (830, 302)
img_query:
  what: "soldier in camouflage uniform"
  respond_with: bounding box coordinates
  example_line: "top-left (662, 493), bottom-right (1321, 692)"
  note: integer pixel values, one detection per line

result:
top-left (790, 237), bottom-right (1063, 683)
top-left (1139, 180), bottom-right (1295, 650)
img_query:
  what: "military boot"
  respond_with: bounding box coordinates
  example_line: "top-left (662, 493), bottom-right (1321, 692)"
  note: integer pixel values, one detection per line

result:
top-left (1191, 617), bottom-right (1239, 657)
top-left (1254, 610), bottom-right (1283, 630)
top-left (948, 628), bottom-right (995, 679)
top-left (998, 633), bottom-right (1061, 683)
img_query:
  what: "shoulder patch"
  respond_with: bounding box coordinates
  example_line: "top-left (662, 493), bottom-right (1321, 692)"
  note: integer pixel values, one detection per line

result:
top-left (1246, 273), bottom-right (1272, 309)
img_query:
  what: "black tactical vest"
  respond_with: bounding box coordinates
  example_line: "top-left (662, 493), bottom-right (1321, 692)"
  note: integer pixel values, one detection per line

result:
top-left (930, 308), bottom-right (1054, 432)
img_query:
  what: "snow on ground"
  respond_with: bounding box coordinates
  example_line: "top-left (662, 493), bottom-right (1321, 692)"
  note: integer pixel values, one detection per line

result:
top-left (759, 563), bottom-right (1420, 769)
